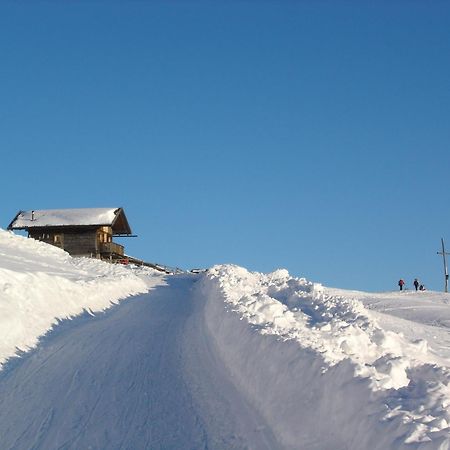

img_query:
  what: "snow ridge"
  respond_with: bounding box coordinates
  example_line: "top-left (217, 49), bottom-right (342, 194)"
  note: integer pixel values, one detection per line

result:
top-left (199, 264), bottom-right (450, 449)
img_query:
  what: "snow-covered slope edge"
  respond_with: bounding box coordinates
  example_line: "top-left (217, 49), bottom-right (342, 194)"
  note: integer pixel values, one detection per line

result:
top-left (197, 264), bottom-right (450, 450)
top-left (0, 229), bottom-right (165, 367)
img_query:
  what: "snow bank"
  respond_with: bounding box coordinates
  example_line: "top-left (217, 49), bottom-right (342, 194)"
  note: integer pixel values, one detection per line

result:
top-left (0, 229), bottom-right (165, 367)
top-left (198, 264), bottom-right (450, 449)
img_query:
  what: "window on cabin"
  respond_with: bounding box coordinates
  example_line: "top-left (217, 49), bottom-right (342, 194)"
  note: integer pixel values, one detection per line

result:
top-left (54, 235), bottom-right (61, 244)
top-left (98, 227), bottom-right (112, 244)
top-left (99, 232), bottom-right (111, 244)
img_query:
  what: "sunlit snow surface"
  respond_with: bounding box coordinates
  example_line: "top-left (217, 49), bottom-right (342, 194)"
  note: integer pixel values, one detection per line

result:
top-left (2, 228), bottom-right (450, 449)
top-left (0, 229), bottom-right (164, 366)
top-left (199, 266), bottom-right (450, 448)
top-left (9, 207), bottom-right (119, 228)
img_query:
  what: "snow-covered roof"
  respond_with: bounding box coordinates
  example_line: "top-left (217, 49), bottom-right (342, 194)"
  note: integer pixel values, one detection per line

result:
top-left (7, 208), bottom-right (132, 235)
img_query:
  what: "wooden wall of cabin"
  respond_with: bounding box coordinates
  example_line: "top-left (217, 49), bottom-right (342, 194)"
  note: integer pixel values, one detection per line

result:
top-left (29, 229), bottom-right (98, 256)
top-left (63, 230), bottom-right (98, 256)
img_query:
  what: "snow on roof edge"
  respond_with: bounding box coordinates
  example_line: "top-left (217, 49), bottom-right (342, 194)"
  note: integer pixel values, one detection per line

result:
top-left (7, 208), bottom-right (129, 232)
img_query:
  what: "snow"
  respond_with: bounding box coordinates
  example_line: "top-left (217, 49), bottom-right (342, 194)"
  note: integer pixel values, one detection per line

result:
top-left (8, 207), bottom-right (120, 229)
top-left (198, 265), bottom-right (450, 448)
top-left (0, 274), bottom-right (283, 449)
top-left (0, 229), bottom-right (164, 367)
top-left (1, 228), bottom-right (450, 448)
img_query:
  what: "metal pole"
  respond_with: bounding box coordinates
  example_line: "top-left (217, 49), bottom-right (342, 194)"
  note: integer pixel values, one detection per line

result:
top-left (443, 238), bottom-right (449, 293)
top-left (438, 238), bottom-right (449, 293)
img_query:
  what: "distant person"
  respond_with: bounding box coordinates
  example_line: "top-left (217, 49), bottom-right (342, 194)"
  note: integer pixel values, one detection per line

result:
top-left (398, 279), bottom-right (405, 291)
top-left (419, 284), bottom-right (425, 291)
top-left (413, 278), bottom-right (419, 291)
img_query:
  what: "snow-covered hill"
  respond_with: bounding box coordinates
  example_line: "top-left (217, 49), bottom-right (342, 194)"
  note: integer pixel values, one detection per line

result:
top-left (0, 229), bottom-right (164, 367)
top-left (1, 229), bottom-right (450, 449)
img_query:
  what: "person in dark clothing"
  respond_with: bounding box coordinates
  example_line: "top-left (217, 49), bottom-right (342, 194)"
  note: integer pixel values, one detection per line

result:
top-left (413, 278), bottom-right (419, 291)
top-left (398, 279), bottom-right (405, 291)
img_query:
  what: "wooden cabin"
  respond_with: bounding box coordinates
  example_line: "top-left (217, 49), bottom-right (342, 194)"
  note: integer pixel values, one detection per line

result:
top-left (7, 207), bottom-right (134, 260)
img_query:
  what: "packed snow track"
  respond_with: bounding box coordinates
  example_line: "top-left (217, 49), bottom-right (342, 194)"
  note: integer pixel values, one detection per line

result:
top-left (0, 275), bottom-right (278, 450)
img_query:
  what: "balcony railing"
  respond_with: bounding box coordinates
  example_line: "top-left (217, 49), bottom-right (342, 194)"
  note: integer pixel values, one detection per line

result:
top-left (100, 242), bottom-right (124, 256)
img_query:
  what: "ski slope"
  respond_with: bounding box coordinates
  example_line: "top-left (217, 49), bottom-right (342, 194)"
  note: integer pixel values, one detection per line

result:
top-left (1, 229), bottom-right (450, 449)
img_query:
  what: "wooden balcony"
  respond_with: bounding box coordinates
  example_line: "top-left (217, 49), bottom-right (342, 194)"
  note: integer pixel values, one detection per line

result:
top-left (100, 242), bottom-right (124, 256)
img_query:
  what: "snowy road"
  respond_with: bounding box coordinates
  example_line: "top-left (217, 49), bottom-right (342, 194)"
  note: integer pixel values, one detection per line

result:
top-left (0, 275), bottom-right (278, 450)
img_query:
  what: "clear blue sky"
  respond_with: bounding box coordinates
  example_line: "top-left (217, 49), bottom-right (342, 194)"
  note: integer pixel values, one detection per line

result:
top-left (1, 1), bottom-right (450, 292)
